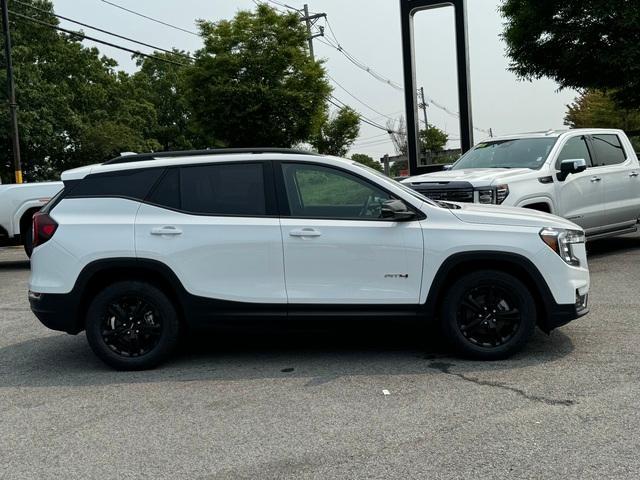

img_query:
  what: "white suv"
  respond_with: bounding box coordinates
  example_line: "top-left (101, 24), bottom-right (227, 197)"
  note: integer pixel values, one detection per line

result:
top-left (29, 149), bottom-right (590, 370)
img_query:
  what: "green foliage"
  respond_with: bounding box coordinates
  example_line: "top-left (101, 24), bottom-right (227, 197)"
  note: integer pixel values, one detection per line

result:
top-left (0, 1), bottom-right (341, 182)
top-left (351, 153), bottom-right (382, 172)
top-left (186, 5), bottom-right (331, 148)
top-left (295, 169), bottom-right (370, 205)
top-left (419, 124), bottom-right (448, 153)
top-left (501, 0), bottom-right (640, 108)
top-left (390, 160), bottom-right (407, 177)
top-left (566, 90), bottom-right (640, 151)
top-left (310, 106), bottom-right (360, 156)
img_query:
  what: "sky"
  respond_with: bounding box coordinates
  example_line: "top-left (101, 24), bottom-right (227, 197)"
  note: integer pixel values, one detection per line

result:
top-left (51, 0), bottom-right (578, 160)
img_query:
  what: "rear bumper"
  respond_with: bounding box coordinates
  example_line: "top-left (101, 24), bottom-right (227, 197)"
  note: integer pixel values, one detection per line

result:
top-left (28, 290), bottom-right (81, 334)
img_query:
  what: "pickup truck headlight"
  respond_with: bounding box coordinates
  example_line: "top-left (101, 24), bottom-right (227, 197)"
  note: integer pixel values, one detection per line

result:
top-left (476, 185), bottom-right (509, 205)
top-left (539, 227), bottom-right (585, 266)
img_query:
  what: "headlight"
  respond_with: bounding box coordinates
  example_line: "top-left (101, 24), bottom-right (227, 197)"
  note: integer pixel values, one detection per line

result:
top-left (539, 227), bottom-right (585, 266)
top-left (476, 185), bottom-right (509, 204)
top-left (478, 189), bottom-right (494, 204)
top-left (496, 184), bottom-right (509, 204)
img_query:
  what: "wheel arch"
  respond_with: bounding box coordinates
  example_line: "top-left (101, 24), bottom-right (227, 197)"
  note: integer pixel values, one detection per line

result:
top-left (71, 258), bottom-right (188, 333)
top-left (425, 251), bottom-right (557, 332)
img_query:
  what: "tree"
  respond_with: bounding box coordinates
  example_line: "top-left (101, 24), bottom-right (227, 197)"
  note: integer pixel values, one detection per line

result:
top-left (0, 0), bottom-right (160, 181)
top-left (186, 4), bottom-right (331, 148)
top-left (386, 117), bottom-right (449, 175)
top-left (310, 106), bottom-right (360, 156)
top-left (565, 90), bottom-right (640, 150)
top-left (501, 0), bottom-right (640, 108)
top-left (132, 51), bottom-right (199, 151)
top-left (351, 153), bottom-right (382, 172)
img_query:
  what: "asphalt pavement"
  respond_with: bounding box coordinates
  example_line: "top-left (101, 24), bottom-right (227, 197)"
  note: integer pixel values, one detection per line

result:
top-left (1, 235), bottom-right (639, 479)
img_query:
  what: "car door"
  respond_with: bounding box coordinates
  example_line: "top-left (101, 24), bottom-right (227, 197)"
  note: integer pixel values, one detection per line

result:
top-left (135, 161), bottom-right (287, 305)
top-left (554, 135), bottom-right (604, 232)
top-left (276, 161), bottom-right (424, 304)
top-left (588, 133), bottom-right (639, 229)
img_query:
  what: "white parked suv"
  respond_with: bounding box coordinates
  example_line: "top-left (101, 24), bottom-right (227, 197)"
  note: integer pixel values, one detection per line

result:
top-left (403, 129), bottom-right (640, 240)
top-left (29, 149), bottom-right (590, 370)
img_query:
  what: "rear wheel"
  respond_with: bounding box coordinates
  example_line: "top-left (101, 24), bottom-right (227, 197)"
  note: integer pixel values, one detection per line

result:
top-left (440, 270), bottom-right (536, 360)
top-left (85, 281), bottom-right (180, 370)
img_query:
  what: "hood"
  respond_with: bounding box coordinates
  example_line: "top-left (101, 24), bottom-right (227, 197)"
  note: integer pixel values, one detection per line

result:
top-left (405, 168), bottom-right (534, 186)
top-left (449, 203), bottom-right (581, 230)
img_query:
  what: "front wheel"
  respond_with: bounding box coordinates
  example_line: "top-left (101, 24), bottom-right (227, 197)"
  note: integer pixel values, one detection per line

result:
top-left (85, 281), bottom-right (180, 370)
top-left (440, 270), bottom-right (536, 360)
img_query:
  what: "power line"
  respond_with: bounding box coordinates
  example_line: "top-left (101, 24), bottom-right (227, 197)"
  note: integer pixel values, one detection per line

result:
top-left (317, 18), bottom-right (493, 135)
top-left (14, 0), bottom-right (194, 61)
top-left (326, 73), bottom-right (397, 122)
top-left (99, 0), bottom-right (200, 37)
top-left (10, 11), bottom-right (188, 66)
top-left (329, 96), bottom-right (397, 134)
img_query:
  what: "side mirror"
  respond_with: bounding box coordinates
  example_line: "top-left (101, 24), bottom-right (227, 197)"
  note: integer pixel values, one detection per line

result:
top-left (558, 158), bottom-right (587, 181)
top-left (381, 199), bottom-right (416, 221)
top-left (442, 164), bottom-right (453, 171)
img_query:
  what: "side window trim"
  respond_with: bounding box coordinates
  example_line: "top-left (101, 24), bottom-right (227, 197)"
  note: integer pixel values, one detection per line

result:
top-left (274, 160), bottom-right (425, 221)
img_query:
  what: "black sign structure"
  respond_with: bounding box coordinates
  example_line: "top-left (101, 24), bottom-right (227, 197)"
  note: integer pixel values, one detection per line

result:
top-left (400, 0), bottom-right (474, 175)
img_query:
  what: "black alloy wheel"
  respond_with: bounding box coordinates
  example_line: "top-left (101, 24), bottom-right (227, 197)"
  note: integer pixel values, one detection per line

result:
top-left (101, 296), bottom-right (163, 357)
top-left (86, 281), bottom-right (180, 370)
top-left (440, 270), bottom-right (536, 360)
top-left (457, 285), bottom-right (521, 348)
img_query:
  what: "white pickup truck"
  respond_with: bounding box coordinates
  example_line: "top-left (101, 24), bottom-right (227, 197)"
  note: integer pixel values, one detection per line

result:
top-left (403, 128), bottom-right (640, 240)
top-left (0, 181), bottom-right (63, 256)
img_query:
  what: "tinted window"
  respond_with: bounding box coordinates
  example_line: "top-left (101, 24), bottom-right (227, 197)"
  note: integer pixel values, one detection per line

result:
top-left (147, 168), bottom-right (180, 209)
top-left (591, 134), bottom-right (627, 166)
top-left (68, 168), bottom-right (163, 200)
top-left (282, 163), bottom-right (392, 219)
top-left (180, 163), bottom-right (266, 216)
top-left (556, 136), bottom-right (593, 169)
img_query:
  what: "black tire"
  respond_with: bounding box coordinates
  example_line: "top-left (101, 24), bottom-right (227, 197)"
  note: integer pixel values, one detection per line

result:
top-left (85, 281), bottom-right (180, 370)
top-left (439, 270), bottom-right (536, 360)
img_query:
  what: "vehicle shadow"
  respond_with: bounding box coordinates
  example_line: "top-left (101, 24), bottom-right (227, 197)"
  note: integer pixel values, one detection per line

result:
top-left (0, 259), bottom-right (30, 270)
top-left (0, 321), bottom-right (574, 388)
top-left (587, 232), bottom-right (640, 259)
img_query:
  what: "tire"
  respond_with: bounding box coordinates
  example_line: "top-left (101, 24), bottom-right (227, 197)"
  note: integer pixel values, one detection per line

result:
top-left (85, 281), bottom-right (180, 370)
top-left (439, 270), bottom-right (536, 360)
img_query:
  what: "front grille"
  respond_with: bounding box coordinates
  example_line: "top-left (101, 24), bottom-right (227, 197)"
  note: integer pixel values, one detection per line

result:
top-left (409, 182), bottom-right (475, 203)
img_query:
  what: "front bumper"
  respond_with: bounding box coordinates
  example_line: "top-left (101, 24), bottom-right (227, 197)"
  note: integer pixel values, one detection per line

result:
top-left (28, 290), bottom-right (82, 334)
top-left (541, 290), bottom-right (589, 332)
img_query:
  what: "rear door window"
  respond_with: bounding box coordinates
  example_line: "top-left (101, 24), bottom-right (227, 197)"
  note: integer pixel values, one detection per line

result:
top-left (180, 163), bottom-right (267, 216)
top-left (590, 134), bottom-right (627, 167)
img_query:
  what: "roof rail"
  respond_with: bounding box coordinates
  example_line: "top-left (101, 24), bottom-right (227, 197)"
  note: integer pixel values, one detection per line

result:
top-left (103, 148), bottom-right (317, 165)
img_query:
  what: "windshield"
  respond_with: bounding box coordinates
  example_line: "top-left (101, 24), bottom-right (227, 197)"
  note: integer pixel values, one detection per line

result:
top-left (451, 138), bottom-right (558, 170)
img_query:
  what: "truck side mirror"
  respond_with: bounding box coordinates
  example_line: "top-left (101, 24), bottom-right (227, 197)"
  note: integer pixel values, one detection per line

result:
top-left (557, 158), bottom-right (587, 181)
top-left (442, 164), bottom-right (453, 171)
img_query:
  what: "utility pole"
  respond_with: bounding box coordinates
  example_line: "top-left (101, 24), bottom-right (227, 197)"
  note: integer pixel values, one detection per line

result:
top-left (418, 87), bottom-right (429, 129)
top-left (1, 0), bottom-right (22, 183)
top-left (301, 4), bottom-right (326, 61)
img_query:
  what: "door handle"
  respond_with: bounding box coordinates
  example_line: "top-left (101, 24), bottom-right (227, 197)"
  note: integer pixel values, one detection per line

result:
top-left (590, 176), bottom-right (602, 182)
top-left (630, 171), bottom-right (639, 178)
top-left (151, 226), bottom-right (182, 236)
top-left (289, 228), bottom-right (322, 238)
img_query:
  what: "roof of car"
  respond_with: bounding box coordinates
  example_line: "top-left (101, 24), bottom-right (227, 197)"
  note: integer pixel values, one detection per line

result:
top-left (60, 150), bottom-right (353, 181)
top-left (103, 148), bottom-right (317, 165)
top-left (479, 128), bottom-right (625, 142)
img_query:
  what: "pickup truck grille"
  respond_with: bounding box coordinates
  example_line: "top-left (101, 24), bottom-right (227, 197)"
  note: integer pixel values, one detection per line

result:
top-left (408, 182), bottom-right (475, 203)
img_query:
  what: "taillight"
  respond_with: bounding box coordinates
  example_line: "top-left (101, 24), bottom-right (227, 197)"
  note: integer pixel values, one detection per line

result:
top-left (32, 212), bottom-right (58, 248)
